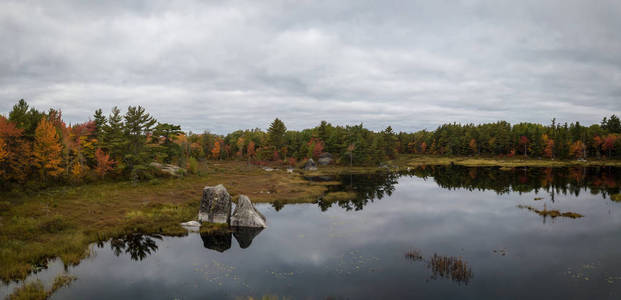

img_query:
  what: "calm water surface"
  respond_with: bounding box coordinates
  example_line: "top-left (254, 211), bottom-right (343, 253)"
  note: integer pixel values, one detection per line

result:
top-left (5, 166), bottom-right (621, 299)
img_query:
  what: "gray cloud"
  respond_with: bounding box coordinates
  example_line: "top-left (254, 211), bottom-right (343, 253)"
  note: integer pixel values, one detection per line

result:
top-left (0, 0), bottom-right (620, 133)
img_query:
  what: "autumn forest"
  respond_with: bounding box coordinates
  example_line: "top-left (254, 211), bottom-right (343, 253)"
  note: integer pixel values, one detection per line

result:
top-left (1, 99), bottom-right (620, 191)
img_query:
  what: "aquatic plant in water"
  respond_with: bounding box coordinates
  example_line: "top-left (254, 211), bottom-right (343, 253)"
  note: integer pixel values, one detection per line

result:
top-left (517, 205), bottom-right (584, 219)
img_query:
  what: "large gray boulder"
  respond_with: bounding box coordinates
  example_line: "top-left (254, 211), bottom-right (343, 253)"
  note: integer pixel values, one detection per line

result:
top-left (318, 153), bottom-right (333, 166)
top-left (230, 195), bottom-right (267, 228)
top-left (304, 158), bottom-right (317, 170)
top-left (198, 184), bottom-right (232, 224)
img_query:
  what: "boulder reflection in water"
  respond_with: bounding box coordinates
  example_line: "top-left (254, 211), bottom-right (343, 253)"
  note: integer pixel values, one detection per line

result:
top-left (200, 227), bottom-right (264, 252)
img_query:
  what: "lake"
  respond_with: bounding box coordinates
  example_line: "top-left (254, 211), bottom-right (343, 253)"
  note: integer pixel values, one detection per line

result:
top-left (3, 166), bottom-right (621, 299)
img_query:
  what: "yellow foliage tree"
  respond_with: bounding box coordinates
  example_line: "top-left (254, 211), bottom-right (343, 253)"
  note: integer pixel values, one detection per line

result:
top-left (32, 118), bottom-right (64, 181)
top-left (70, 161), bottom-right (82, 182)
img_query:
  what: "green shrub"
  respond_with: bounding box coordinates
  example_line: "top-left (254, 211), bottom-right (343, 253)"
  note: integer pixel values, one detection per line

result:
top-left (188, 157), bottom-right (199, 175)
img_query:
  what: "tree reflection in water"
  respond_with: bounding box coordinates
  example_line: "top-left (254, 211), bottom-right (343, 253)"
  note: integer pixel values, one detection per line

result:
top-left (315, 172), bottom-right (400, 211)
top-left (304, 166), bottom-right (621, 212)
top-left (404, 165), bottom-right (620, 198)
top-left (108, 233), bottom-right (162, 261)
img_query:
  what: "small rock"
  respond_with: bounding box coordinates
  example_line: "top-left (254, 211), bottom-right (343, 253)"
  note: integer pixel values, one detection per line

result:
top-left (304, 159), bottom-right (317, 171)
top-left (318, 153), bottom-right (333, 165)
top-left (180, 220), bottom-right (201, 227)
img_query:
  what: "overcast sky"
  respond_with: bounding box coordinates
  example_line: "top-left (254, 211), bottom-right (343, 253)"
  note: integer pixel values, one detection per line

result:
top-left (1, 0), bottom-right (620, 133)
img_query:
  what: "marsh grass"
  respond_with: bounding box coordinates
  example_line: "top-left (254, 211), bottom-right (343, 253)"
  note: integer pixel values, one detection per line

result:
top-left (7, 274), bottom-right (76, 300)
top-left (404, 249), bottom-right (473, 285)
top-left (428, 254), bottom-right (473, 285)
top-left (403, 154), bottom-right (621, 168)
top-left (404, 249), bottom-right (423, 261)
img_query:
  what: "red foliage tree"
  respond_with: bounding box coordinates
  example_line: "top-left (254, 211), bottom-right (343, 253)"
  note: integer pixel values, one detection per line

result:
top-left (307, 137), bottom-right (324, 160)
top-left (602, 134), bottom-right (617, 158)
top-left (95, 148), bottom-right (115, 179)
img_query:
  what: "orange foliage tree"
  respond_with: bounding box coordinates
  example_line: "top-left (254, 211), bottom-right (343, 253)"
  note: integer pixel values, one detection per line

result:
top-left (211, 140), bottom-right (221, 159)
top-left (32, 118), bottom-right (64, 181)
top-left (468, 139), bottom-right (477, 155)
top-left (0, 116), bottom-right (30, 182)
top-left (247, 141), bottom-right (256, 163)
top-left (542, 134), bottom-right (554, 158)
top-left (569, 140), bottom-right (585, 159)
top-left (236, 137), bottom-right (245, 157)
top-left (0, 138), bottom-right (7, 165)
top-left (95, 148), bottom-right (115, 179)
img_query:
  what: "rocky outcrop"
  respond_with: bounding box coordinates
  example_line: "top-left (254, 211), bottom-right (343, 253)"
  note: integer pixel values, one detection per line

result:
top-left (304, 158), bottom-right (317, 170)
top-left (318, 153), bottom-right (333, 165)
top-left (149, 162), bottom-right (186, 177)
top-left (198, 184), bottom-right (232, 224)
top-left (230, 195), bottom-right (267, 228)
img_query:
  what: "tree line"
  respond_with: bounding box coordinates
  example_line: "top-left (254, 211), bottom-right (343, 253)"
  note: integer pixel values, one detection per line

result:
top-left (1, 99), bottom-right (620, 189)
